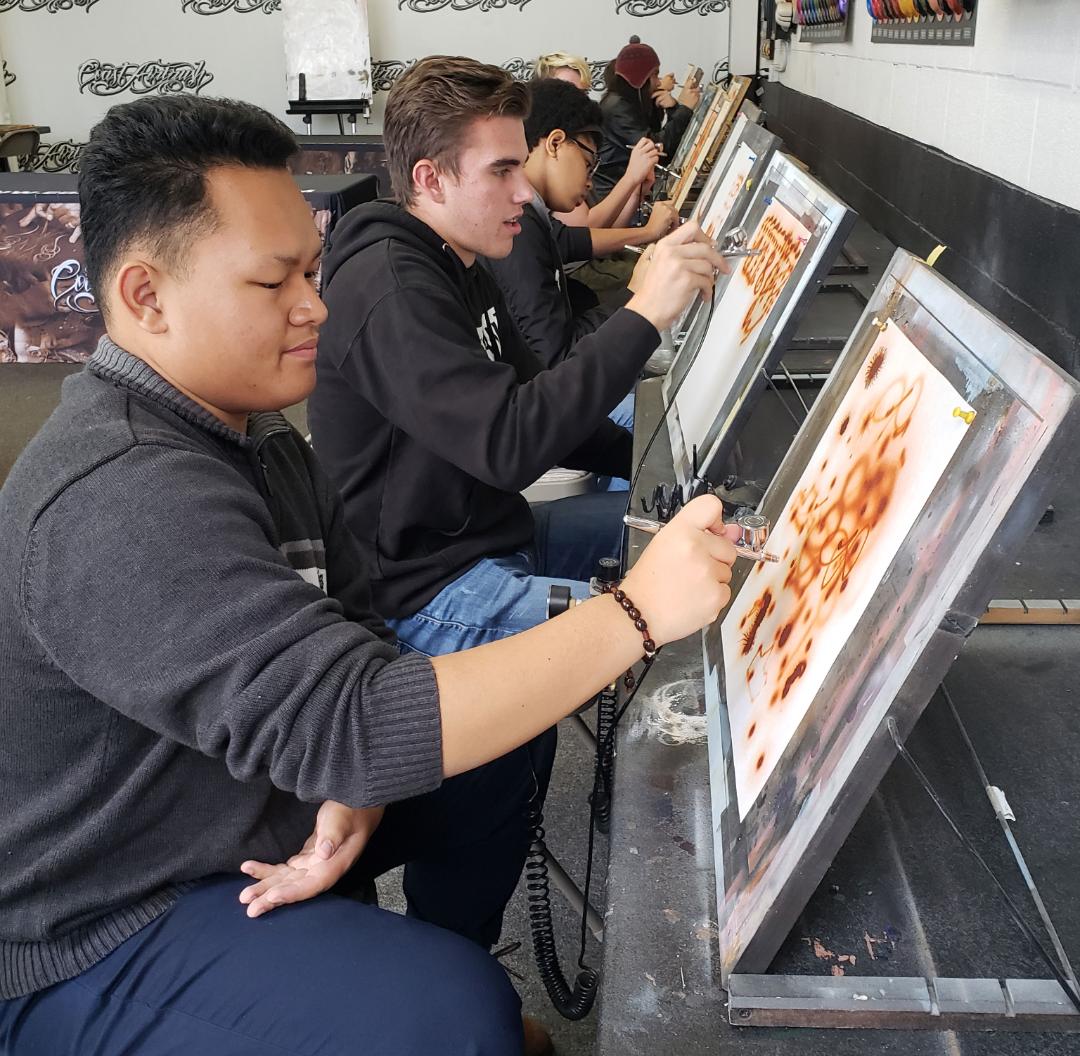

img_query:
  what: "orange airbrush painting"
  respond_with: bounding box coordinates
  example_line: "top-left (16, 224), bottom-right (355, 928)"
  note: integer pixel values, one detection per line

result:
top-left (722, 320), bottom-right (975, 817)
top-left (674, 199), bottom-right (812, 457)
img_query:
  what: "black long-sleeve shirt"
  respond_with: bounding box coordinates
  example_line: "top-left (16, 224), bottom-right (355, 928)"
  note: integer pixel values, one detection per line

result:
top-left (482, 194), bottom-right (629, 369)
top-left (594, 94), bottom-right (693, 200)
top-left (309, 203), bottom-right (660, 617)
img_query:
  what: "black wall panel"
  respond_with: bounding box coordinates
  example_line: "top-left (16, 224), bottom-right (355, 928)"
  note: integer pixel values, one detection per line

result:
top-left (763, 81), bottom-right (1080, 378)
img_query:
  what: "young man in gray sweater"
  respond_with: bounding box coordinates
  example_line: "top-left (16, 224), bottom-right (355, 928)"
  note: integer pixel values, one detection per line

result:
top-left (0, 95), bottom-right (739, 1055)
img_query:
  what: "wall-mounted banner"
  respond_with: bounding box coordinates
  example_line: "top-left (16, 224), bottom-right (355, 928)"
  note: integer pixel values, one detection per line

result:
top-left (181, 0), bottom-right (281, 13)
top-left (371, 56), bottom-right (612, 94)
top-left (501, 57), bottom-right (534, 80)
top-left (19, 141), bottom-right (85, 173)
top-left (0, 201), bottom-right (101, 363)
top-left (615, 0), bottom-right (730, 15)
top-left (0, 0), bottom-right (730, 149)
top-left (371, 59), bottom-right (412, 93)
top-left (77, 59), bottom-right (215, 96)
top-left (0, 0), bottom-right (102, 10)
top-left (398, 0), bottom-right (532, 11)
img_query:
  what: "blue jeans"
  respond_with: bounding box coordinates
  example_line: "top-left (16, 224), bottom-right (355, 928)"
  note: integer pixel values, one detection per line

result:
top-left (388, 490), bottom-right (626, 656)
top-left (599, 391), bottom-right (636, 493)
top-left (608, 390), bottom-right (635, 431)
top-left (0, 876), bottom-right (523, 1056)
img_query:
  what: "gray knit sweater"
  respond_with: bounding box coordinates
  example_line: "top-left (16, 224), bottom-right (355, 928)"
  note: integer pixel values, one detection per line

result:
top-left (0, 340), bottom-right (443, 999)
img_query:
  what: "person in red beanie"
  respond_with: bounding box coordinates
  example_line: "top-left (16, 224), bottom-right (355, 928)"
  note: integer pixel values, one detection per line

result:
top-left (593, 36), bottom-right (701, 201)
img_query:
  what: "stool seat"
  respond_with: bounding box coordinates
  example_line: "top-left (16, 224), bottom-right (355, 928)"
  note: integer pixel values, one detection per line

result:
top-left (522, 467), bottom-right (596, 504)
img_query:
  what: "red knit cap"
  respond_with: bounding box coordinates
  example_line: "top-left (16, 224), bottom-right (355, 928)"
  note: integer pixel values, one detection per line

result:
top-left (614, 41), bottom-right (660, 90)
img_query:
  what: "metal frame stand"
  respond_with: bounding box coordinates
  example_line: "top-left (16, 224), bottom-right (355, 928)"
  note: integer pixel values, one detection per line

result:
top-left (726, 686), bottom-right (1080, 1031)
top-left (727, 974), bottom-right (1080, 1030)
top-left (680, 294), bottom-right (1080, 1032)
top-left (287, 97), bottom-right (372, 134)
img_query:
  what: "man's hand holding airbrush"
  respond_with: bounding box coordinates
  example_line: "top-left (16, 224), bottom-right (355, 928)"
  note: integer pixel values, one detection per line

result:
top-left (430, 495), bottom-right (740, 778)
top-left (626, 221), bottom-right (729, 332)
top-left (620, 494), bottom-right (740, 647)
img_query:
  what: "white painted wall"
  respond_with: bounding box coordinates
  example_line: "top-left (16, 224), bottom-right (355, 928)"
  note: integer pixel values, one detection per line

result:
top-left (728, 0), bottom-right (758, 76)
top-left (773, 1), bottom-right (1080, 212)
top-left (0, 0), bottom-right (734, 167)
top-left (364, 0), bottom-right (733, 130)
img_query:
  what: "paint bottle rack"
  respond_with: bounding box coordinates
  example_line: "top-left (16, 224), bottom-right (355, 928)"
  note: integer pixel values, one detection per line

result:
top-left (795, 1), bottom-right (851, 44)
top-left (868, 2), bottom-right (978, 46)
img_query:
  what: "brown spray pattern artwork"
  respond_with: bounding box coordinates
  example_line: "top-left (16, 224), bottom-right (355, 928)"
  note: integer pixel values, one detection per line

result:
top-left (674, 200), bottom-right (810, 459)
top-left (738, 209), bottom-right (808, 338)
top-left (722, 321), bottom-right (974, 818)
top-left (671, 141), bottom-right (757, 339)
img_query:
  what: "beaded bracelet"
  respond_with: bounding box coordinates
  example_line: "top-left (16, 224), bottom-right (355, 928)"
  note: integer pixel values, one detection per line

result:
top-left (611, 587), bottom-right (657, 661)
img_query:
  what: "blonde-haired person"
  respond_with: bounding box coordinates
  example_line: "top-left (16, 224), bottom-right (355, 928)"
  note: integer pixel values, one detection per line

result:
top-left (534, 51), bottom-right (591, 91)
top-left (534, 51), bottom-right (664, 232)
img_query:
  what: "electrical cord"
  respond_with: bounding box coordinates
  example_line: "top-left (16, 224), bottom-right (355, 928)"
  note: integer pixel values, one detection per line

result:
top-left (525, 794), bottom-right (600, 1020)
top-left (576, 658), bottom-right (657, 975)
top-left (592, 684), bottom-right (618, 834)
top-left (525, 656), bottom-right (658, 1021)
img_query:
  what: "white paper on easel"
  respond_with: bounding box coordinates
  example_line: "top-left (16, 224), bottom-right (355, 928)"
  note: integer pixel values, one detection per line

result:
top-left (674, 199), bottom-right (812, 460)
top-left (694, 142), bottom-right (757, 239)
top-left (670, 141), bottom-right (760, 341)
top-left (721, 322), bottom-right (973, 818)
top-left (283, 0), bottom-right (372, 102)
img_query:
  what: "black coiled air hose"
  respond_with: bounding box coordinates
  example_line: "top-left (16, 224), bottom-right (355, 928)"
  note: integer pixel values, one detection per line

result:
top-left (592, 686), bottom-right (618, 834)
top-left (524, 797), bottom-right (600, 1021)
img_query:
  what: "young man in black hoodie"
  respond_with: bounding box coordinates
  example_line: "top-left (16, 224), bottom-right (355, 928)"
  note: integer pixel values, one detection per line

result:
top-left (310, 56), bottom-right (726, 658)
top-left (0, 95), bottom-right (740, 1056)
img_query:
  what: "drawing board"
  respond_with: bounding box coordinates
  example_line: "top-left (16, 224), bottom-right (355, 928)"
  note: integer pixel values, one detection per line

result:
top-left (702, 249), bottom-right (1080, 982)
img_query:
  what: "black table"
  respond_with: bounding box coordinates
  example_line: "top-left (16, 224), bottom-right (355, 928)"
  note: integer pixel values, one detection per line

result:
top-left (288, 135), bottom-right (387, 197)
top-left (596, 377), bottom-right (1080, 1054)
top-left (0, 172), bottom-right (377, 364)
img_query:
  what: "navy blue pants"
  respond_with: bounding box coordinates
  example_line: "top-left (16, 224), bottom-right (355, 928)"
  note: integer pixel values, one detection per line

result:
top-left (0, 732), bottom-right (557, 1056)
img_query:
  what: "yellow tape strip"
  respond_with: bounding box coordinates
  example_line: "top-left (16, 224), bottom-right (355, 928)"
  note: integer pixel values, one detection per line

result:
top-left (926, 244), bottom-right (947, 268)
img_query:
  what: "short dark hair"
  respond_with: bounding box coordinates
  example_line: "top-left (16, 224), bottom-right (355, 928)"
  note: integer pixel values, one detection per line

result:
top-left (384, 56), bottom-right (530, 207)
top-left (524, 78), bottom-right (603, 151)
top-left (79, 94), bottom-right (297, 316)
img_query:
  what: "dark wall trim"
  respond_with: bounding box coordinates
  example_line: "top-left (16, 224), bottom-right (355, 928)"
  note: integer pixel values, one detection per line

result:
top-left (763, 82), bottom-right (1080, 378)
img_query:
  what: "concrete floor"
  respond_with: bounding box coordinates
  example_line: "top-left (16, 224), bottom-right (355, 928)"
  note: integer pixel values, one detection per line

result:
top-left (375, 715), bottom-right (606, 1055)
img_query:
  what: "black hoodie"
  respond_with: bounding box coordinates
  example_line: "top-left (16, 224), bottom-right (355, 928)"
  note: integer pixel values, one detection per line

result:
top-left (308, 202), bottom-right (660, 618)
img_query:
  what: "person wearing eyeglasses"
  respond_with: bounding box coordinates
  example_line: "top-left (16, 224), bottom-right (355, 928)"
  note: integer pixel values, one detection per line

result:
top-left (532, 51), bottom-right (662, 233)
top-left (482, 77), bottom-right (677, 390)
top-left (309, 58), bottom-right (722, 662)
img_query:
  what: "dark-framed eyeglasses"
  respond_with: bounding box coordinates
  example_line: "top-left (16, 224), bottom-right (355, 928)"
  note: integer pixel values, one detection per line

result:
top-left (567, 136), bottom-right (600, 177)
